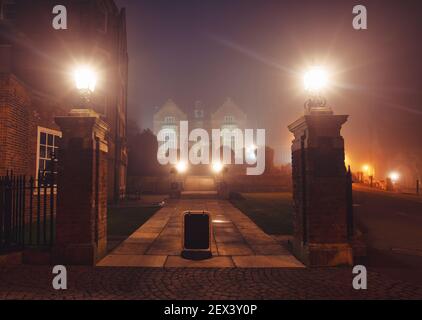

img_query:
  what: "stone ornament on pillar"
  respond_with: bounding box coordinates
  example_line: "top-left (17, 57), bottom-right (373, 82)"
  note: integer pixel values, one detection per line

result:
top-left (53, 109), bottom-right (109, 265)
top-left (288, 111), bottom-right (353, 267)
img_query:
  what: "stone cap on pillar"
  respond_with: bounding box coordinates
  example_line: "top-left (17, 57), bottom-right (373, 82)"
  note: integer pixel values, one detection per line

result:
top-left (288, 114), bottom-right (348, 151)
top-left (55, 108), bottom-right (109, 152)
top-left (288, 114), bottom-right (348, 136)
top-left (68, 108), bottom-right (101, 118)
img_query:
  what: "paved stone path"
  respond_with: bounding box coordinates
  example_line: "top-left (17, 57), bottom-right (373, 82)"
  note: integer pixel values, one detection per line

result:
top-left (0, 266), bottom-right (421, 299)
top-left (98, 199), bottom-right (303, 268)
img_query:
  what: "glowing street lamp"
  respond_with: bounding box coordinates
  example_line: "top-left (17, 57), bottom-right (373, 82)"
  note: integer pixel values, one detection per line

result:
top-left (212, 161), bottom-right (224, 174)
top-left (73, 65), bottom-right (97, 107)
top-left (304, 66), bottom-right (328, 93)
top-left (303, 66), bottom-right (331, 114)
top-left (246, 144), bottom-right (257, 162)
top-left (175, 161), bottom-right (188, 174)
top-left (74, 66), bottom-right (97, 92)
top-left (362, 164), bottom-right (374, 176)
top-left (389, 171), bottom-right (400, 183)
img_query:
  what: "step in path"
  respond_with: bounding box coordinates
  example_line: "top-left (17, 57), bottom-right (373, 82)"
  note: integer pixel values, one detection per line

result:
top-left (183, 175), bottom-right (216, 191)
top-left (98, 199), bottom-right (304, 268)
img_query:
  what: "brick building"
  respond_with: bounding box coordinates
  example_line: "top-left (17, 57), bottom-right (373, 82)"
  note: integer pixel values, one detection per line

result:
top-left (0, 0), bottom-right (128, 202)
top-left (153, 98), bottom-right (248, 160)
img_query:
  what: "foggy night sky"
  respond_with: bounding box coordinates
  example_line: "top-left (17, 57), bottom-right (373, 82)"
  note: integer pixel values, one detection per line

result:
top-left (115, 0), bottom-right (422, 183)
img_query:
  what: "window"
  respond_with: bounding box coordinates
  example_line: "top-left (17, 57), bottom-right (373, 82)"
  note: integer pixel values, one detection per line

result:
top-left (37, 127), bottom-right (62, 185)
top-left (164, 116), bottom-right (176, 124)
top-left (224, 116), bottom-right (235, 124)
top-left (195, 110), bottom-right (204, 119)
top-left (231, 136), bottom-right (236, 151)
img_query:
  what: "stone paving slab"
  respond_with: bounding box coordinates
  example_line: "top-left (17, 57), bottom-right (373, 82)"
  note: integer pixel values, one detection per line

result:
top-left (111, 243), bottom-right (150, 255)
top-left (98, 199), bottom-right (304, 268)
top-left (216, 243), bottom-right (255, 256)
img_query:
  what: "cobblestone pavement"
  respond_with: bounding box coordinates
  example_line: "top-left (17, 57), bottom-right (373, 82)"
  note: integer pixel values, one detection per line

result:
top-left (0, 266), bottom-right (421, 300)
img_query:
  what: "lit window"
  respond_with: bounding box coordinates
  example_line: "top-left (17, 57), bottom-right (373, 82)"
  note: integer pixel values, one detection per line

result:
top-left (164, 116), bottom-right (176, 124)
top-left (224, 116), bottom-right (234, 124)
top-left (37, 127), bottom-right (62, 185)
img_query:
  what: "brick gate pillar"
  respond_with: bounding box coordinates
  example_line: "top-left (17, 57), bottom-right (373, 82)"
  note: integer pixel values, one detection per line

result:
top-left (53, 109), bottom-right (108, 265)
top-left (288, 110), bottom-right (353, 267)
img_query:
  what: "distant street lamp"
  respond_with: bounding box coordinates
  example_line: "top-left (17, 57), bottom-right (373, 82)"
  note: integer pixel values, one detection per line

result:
top-left (73, 66), bottom-right (97, 107)
top-left (362, 164), bottom-right (370, 173)
top-left (389, 171), bottom-right (400, 183)
top-left (211, 161), bottom-right (224, 174)
top-left (246, 144), bottom-right (257, 162)
top-left (175, 161), bottom-right (188, 174)
top-left (362, 164), bottom-right (374, 177)
top-left (303, 66), bottom-right (332, 114)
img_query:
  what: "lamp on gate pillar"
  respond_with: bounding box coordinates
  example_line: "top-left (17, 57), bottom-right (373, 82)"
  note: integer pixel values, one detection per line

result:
top-left (73, 65), bottom-right (98, 108)
top-left (287, 65), bottom-right (355, 267)
top-left (303, 66), bottom-right (333, 115)
top-left (53, 65), bottom-right (108, 265)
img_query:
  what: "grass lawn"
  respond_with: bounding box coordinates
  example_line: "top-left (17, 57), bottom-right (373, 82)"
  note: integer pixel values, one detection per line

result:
top-left (24, 206), bottom-right (159, 243)
top-left (230, 192), bottom-right (294, 235)
top-left (107, 206), bottom-right (160, 238)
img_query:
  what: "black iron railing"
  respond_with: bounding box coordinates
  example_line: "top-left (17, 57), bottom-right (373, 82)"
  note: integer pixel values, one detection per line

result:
top-left (0, 171), bottom-right (57, 252)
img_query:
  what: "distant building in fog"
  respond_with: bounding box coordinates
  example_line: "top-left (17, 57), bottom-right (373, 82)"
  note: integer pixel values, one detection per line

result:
top-left (153, 98), bottom-right (247, 159)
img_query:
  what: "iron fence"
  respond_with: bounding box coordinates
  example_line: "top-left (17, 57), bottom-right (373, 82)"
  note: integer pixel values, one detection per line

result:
top-left (0, 171), bottom-right (57, 252)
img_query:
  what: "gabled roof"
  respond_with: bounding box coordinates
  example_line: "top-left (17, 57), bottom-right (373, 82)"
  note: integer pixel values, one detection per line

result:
top-left (154, 99), bottom-right (187, 120)
top-left (212, 98), bottom-right (246, 119)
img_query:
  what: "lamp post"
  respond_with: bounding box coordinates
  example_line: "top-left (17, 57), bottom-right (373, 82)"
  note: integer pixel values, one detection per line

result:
top-left (303, 66), bottom-right (332, 115)
top-left (211, 161), bottom-right (228, 199)
top-left (170, 161), bottom-right (188, 198)
top-left (389, 171), bottom-right (400, 184)
top-left (287, 65), bottom-right (353, 266)
top-left (53, 65), bottom-right (108, 265)
top-left (211, 161), bottom-right (224, 175)
top-left (73, 66), bottom-right (97, 108)
top-left (175, 161), bottom-right (188, 174)
top-left (386, 172), bottom-right (399, 192)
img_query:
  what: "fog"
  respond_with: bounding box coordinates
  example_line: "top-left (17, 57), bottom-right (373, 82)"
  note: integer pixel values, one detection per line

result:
top-left (116, 0), bottom-right (422, 185)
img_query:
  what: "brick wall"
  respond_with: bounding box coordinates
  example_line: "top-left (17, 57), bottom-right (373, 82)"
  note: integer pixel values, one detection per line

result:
top-left (0, 73), bottom-right (30, 175)
top-left (0, 73), bottom-right (66, 178)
